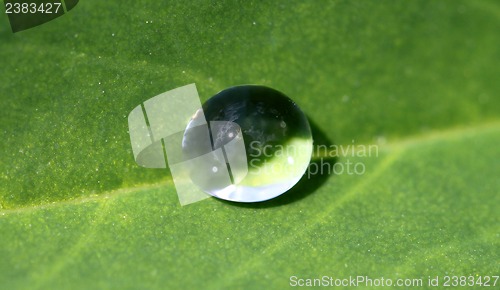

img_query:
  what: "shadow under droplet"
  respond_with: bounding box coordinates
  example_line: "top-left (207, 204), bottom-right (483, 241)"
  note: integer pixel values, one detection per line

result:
top-left (219, 116), bottom-right (338, 208)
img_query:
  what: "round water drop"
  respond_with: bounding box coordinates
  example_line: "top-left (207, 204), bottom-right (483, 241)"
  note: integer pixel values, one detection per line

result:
top-left (183, 85), bottom-right (312, 202)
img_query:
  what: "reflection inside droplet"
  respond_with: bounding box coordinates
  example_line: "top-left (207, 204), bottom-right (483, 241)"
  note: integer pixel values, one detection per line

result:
top-left (182, 85), bottom-right (313, 202)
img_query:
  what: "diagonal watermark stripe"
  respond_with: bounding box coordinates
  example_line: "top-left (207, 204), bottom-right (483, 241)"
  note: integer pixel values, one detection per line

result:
top-left (128, 84), bottom-right (247, 205)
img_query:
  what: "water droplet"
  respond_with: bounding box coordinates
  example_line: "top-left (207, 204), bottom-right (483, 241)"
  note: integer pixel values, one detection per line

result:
top-left (183, 85), bottom-right (312, 202)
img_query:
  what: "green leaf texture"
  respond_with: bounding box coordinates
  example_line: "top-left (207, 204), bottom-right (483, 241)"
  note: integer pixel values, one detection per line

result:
top-left (1, 0), bottom-right (499, 289)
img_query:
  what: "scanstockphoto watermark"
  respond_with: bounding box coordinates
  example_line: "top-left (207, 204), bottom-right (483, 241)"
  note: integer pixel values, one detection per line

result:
top-left (290, 275), bottom-right (423, 287)
top-left (248, 140), bottom-right (379, 177)
top-left (289, 275), bottom-right (499, 288)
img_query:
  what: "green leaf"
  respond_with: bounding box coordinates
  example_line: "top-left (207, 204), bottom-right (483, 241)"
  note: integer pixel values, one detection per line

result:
top-left (1, 0), bottom-right (499, 289)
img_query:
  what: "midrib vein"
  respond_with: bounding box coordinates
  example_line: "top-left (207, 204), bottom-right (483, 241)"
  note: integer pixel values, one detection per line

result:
top-left (1, 120), bottom-right (499, 215)
top-left (211, 120), bottom-right (500, 288)
top-left (208, 149), bottom-right (404, 289)
top-left (0, 182), bottom-right (168, 215)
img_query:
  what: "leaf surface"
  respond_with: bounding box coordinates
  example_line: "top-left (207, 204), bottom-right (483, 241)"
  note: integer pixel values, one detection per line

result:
top-left (1, 1), bottom-right (499, 289)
